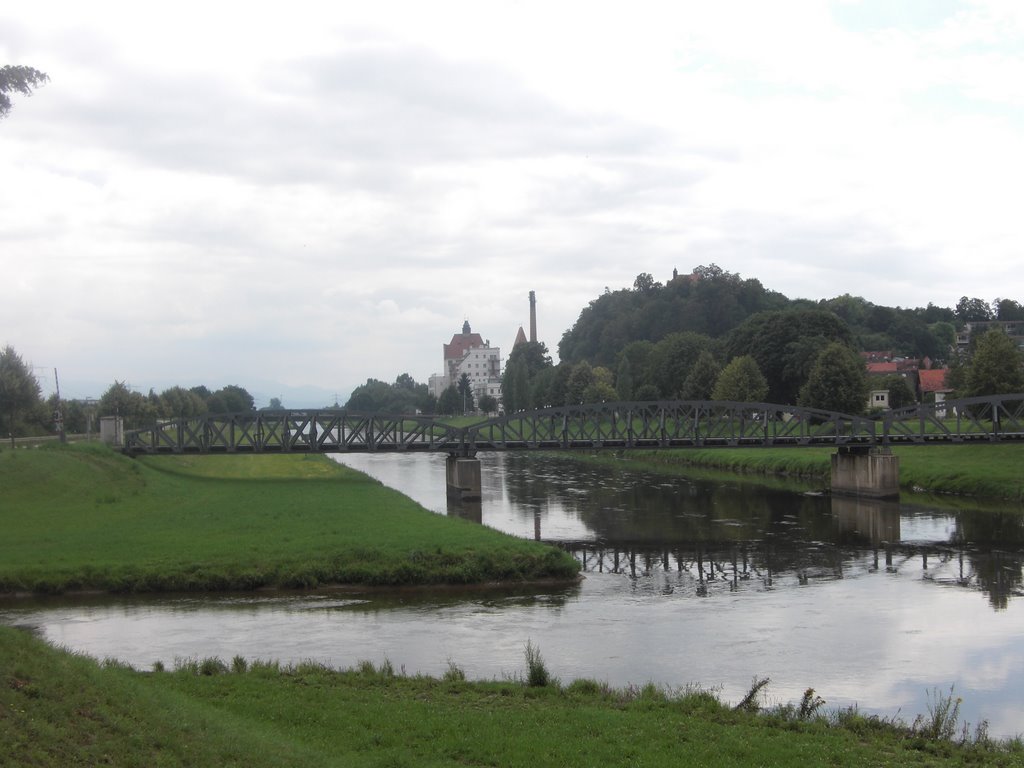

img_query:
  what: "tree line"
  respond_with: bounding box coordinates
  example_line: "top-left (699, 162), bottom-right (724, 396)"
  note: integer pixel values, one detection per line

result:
top-left (503, 266), bottom-right (1024, 416)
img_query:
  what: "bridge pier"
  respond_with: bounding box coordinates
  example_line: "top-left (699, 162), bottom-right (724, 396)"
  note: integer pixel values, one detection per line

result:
top-left (830, 446), bottom-right (899, 499)
top-left (446, 455), bottom-right (481, 502)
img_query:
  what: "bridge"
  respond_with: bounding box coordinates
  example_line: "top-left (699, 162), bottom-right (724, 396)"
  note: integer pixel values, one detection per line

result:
top-left (122, 394), bottom-right (1023, 500)
top-left (122, 394), bottom-right (1024, 456)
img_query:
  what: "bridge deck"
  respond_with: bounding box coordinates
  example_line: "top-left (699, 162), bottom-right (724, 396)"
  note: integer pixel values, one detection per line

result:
top-left (122, 396), bottom-right (1024, 455)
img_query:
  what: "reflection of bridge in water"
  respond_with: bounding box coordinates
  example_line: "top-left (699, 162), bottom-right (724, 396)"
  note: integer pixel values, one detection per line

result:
top-left (546, 496), bottom-right (1024, 608)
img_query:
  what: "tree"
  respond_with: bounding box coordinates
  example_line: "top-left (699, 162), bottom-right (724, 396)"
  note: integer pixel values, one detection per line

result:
top-left (268, 397), bottom-right (283, 409)
top-left (955, 296), bottom-right (993, 323)
top-left (680, 351), bottom-right (720, 400)
top-left (0, 345), bottom-right (42, 445)
top-left (994, 298), bottom-right (1024, 321)
top-left (712, 356), bottom-right (768, 403)
top-left (457, 373), bottom-right (474, 414)
top-left (798, 343), bottom-right (868, 415)
top-left (582, 366), bottom-right (616, 403)
top-left (478, 394), bottom-right (498, 414)
top-left (0, 65), bottom-right (49, 119)
top-left (98, 380), bottom-right (158, 429)
top-left (564, 362), bottom-right (596, 405)
top-left (501, 342), bottom-right (553, 412)
top-left (964, 329), bottom-right (1024, 397)
top-left (158, 386), bottom-right (207, 418)
top-left (646, 332), bottom-right (712, 398)
top-left (437, 385), bottom-right (461, 416)
top-left (726, 309), bottom-right (855, 404)
top-left (207, 385), bottom-right (255, 414)
top-left (615, 355), bottom-right (634, 400)
top-left (632, 272), bottom-right (660, 293)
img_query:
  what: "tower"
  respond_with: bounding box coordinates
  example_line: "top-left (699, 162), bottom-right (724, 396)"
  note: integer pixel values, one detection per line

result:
top-left (529, 290), bottom-right (537, 344)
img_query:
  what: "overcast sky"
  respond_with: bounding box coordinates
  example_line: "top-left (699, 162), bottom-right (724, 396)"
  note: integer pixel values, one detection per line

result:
top-left (3, 1), bottom-right (1022, 405)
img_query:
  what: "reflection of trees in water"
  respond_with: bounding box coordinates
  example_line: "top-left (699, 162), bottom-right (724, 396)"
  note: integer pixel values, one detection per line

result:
top-left (503, 454), bottom-right (836, 545)
top-left (501, 455), bottom-right (1024, 609)
top-left (952, 512), bottom-right (1024, 610)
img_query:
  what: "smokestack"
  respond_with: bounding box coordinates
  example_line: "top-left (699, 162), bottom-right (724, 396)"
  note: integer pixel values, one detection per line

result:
top-left (529, 290), bottom-right (537, 343)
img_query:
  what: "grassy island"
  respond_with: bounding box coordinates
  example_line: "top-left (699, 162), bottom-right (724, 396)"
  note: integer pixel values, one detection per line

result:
top-left (0, 443), bottom-right (578, 595)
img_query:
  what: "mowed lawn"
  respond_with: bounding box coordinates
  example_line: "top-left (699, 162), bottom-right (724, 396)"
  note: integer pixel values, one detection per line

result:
top-left (0, 444), bottom-right (577, 594)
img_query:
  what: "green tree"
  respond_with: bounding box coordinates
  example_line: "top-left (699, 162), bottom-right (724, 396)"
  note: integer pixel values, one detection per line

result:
top-left (646, 332), bottom-right (712, 398)
top-left (564, 362), bottom-right (595, 405)
top-left (680, 351), bottom-right (720, 400)
top-left (207, 385), bottom-right (255, 414)
top-left (711, 356), bottom-right (768, 403)
top-left (798, 343), bottom-right (868, 415)
top-left (955, 296), bottom-right (993, 323)
top-left (158, 386), bottom-right (208, 419)
top-left (964, 329), bottom-right (1024, 397)
top-left (0, 65), bottom-right (49, 119)
top-left (437, 385), bottom-right (461, 416)
top-left (501, 342), bottom-right (553, 412)
top-left (615, 355), bottom-right (634, 400)
top-left (478, 394), bottom-right (498, 414)
top-left (268, 397), bottom-right (283, 409)
top-left (994, 298), bottom-right (1024, 321)
top-left (98, 381), bottom-right (158, 429)
top-left (457, 373), bottom-right (474, 414)
top-left (0, 345), bottom-right (42, 445)
top-left (726, 309), bottom-right (855, 404)
top-left (582, 366), bottom-right (616, 403)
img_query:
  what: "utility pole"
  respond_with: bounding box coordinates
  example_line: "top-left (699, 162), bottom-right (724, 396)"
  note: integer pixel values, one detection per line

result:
top-left (53, 368), bottom-right (66, 444)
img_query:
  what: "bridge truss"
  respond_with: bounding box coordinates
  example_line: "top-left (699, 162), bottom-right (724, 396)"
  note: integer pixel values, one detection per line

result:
top-left (122, 394), bottom-right (1024, 455)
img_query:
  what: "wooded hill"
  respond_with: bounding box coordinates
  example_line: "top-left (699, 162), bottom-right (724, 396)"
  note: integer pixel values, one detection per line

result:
top-left (558, 264), bottom-right (966, 367)
top-left (492, 264), bottom-right (1024, 414)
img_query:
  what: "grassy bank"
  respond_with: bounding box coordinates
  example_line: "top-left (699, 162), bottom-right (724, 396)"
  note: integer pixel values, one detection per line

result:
top-left (0, 444), bottom-right (578, 595)
top-left (599, 444), bottom-right (1024, 501)
top-left (2, 626), bottom-right (1021, 767)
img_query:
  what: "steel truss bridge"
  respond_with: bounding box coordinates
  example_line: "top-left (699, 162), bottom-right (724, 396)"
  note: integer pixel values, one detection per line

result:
top-left (122, 394), bottom-right (1024, 455)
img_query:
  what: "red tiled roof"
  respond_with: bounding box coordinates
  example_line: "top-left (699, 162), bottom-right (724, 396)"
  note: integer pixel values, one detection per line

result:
top-left (919, 368), bottom-right (951, 393)
top-left (444, 332), bottom-right (485, 363)
top-left (866, 362), bottom-right (899, 374)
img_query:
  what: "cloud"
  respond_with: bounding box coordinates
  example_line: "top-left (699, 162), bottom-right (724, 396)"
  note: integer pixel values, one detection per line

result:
top-left (2, 1), bottom-right (1023, 401)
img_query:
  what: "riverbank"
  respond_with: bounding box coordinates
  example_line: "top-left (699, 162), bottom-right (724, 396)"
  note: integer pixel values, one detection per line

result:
top-left (584, 444), bottom-right (1024, 502)
top-left (0, 444), bottom-right (578, 595)
top-left (2, 626), bottom-right (1021, 767)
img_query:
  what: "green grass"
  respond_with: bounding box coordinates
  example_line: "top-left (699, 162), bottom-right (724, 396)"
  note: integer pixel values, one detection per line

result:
top-left (0, 443), bottom-right (578, 594)
top-left (596, 444), bottom-right (1024, 501)
top-left (2, 626), bottom-right (1021, 767)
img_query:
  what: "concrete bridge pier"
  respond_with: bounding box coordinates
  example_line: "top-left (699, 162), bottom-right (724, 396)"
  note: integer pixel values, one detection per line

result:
top-left (830, 446), bottom-right (900, 499)
top-left (446, 455), bottom-right (482, 502)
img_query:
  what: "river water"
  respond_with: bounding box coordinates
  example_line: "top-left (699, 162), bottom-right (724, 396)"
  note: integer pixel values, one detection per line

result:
top-left (3, 452), bottom-right (1024, 737)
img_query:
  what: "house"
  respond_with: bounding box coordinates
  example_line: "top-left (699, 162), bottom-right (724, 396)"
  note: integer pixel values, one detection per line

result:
top-left (429, 320), bottom-right (503, 407)
top-left (918, 368), bottom-right (952, 401)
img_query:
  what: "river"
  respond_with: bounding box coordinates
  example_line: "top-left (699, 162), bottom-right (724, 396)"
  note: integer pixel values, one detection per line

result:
top-left (3, 452), bottom-right (1023, 737)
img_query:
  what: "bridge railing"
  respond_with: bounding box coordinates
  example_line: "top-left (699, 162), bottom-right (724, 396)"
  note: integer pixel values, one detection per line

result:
top-left (123, 410), bottom-right (465, 454)
top-left (122, 395), bottom-right (1024, 455)
top-left (465, 400), bottom-right (879, 450)
top-left (881, 394), bottom-right (1024, 444)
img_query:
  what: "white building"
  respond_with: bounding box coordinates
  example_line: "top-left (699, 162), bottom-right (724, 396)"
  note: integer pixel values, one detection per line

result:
top-left (429, 321), bottom-right (502, 409)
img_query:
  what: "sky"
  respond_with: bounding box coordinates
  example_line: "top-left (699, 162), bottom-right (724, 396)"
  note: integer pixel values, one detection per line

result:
top-left (3, 1), bottom-right (1023, 406)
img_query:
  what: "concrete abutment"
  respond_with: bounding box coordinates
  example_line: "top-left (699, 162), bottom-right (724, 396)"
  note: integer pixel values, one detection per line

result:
top-left (830, 446), bottom-right (900, 499)
top-left (446, 455), bottom-right (481, 502)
